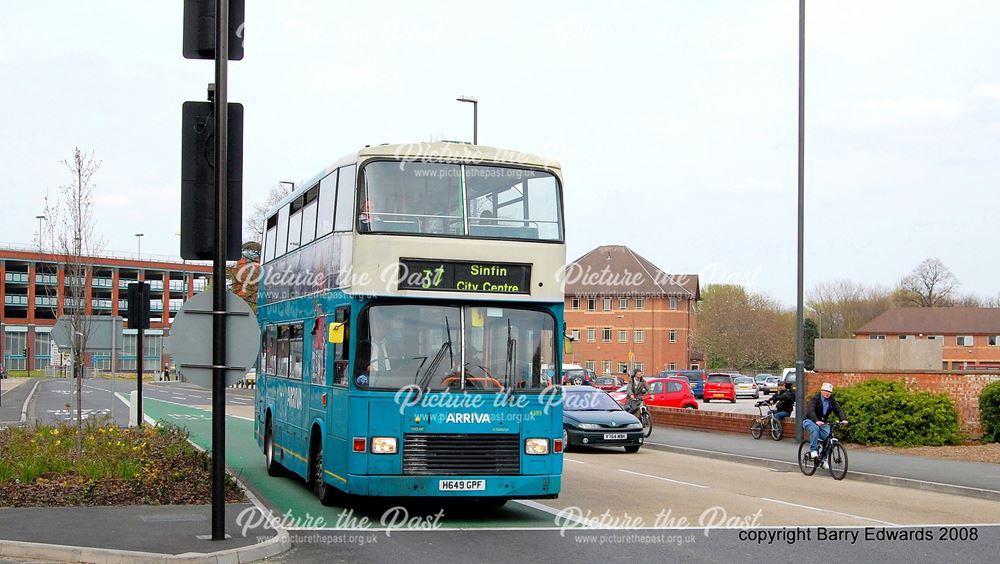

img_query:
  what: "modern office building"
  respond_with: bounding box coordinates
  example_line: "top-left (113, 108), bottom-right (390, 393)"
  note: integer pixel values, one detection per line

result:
top-left (1, 246), bottom-right (213, 374)
top-left (563, 245), bottom-right (701, 375)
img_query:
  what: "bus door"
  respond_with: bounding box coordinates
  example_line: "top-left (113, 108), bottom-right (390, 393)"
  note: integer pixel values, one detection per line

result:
top-left (325, 305), bottom-right (351, 487)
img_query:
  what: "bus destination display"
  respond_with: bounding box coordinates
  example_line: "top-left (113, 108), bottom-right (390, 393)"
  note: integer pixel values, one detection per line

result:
top-left (398, 259), bottom-right (531, 294)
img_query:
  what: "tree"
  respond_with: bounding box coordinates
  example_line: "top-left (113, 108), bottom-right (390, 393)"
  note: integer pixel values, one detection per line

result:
top-left (896, 258), bottom-right (959, 307)
top-left (55, 148), bottom-right (104, 453)
top-left (807, 280), bottom-right (894, 338)
top-left (803, 318), bottom-right (818, 370)
top-left (244, 182), bottom-right (295, 244)
top-left (228, 241), bottom-right (261, 310)
top-left (693, 284), bottom-right (794, 372)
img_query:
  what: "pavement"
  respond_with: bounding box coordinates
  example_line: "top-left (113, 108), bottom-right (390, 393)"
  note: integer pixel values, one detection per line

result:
top-left (1, 380), bottom-right (998, 562)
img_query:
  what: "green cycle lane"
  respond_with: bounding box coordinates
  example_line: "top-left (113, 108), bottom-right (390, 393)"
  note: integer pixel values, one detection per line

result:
top-left (140, 396), bottom-right (562, 530)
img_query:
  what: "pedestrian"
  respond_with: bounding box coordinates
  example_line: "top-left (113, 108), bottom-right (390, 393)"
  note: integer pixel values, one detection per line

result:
top-left (162, 363), bottom-right (170, 382)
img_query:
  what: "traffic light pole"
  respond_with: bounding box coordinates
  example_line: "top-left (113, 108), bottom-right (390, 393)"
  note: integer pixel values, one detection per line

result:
top-left (211, 0), bottom-right (230, 542)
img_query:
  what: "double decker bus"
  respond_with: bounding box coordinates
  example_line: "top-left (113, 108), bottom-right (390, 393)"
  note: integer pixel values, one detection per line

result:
top-left (255, 142), bottom-right (566, 505)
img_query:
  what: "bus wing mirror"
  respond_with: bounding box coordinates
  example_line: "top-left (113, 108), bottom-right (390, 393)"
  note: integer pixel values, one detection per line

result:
top-left (328, 322), bottom-right (346, 344)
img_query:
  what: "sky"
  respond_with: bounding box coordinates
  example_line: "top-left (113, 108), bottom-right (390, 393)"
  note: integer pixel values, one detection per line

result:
top-left (2, 1), bottom-right (998, 307)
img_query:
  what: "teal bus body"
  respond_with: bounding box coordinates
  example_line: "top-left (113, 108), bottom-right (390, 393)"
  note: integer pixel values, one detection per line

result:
top-left (254, 143), bottom-right (566, 503)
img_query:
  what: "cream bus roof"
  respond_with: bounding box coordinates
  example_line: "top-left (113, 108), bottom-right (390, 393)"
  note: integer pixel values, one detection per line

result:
top-left (269, 142), bottom-right (562, 217)
top-left (358, 142), bottom-right (562, 171)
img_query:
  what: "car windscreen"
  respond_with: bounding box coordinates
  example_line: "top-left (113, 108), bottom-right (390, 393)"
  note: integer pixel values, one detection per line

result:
top-left (735, 377), bottom-right (753, 384)
top-left (707, 375), bottom-right (731, 383)
top-left (563, 390), bottom-right (622, 411)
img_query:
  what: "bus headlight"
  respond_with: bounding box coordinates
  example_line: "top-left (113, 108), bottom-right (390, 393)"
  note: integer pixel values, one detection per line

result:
top-left (371, 437), bottom-right (398, 454)
top-left (525, 438), bottom-right (549, 455)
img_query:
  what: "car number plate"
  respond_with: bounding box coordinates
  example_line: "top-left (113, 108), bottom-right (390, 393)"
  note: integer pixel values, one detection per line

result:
top-left (603, 433), bottom-right (627, 440)
top-left (439, 479), bottom-right (485, 491)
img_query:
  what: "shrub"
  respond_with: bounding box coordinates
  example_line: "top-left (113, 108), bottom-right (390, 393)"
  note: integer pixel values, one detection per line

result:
top-left (979, 381), bottom-right (1000, 443)
top-left (833, 379), bottom-right (961, 447)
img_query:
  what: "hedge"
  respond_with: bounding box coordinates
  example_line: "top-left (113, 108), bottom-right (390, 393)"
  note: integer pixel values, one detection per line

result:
top-left (979, 381), bottom-right (1000, 444)
top-left (831, 379), bottom-right (961, 447)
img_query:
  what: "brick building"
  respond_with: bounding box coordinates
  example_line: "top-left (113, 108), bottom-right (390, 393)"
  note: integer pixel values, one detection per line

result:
top-left (562, 245), bottom-right (700, 375)
top-left (854, 307), bottom-right (1000, 370)
top-left (1, 246), bottom-right (213, 374)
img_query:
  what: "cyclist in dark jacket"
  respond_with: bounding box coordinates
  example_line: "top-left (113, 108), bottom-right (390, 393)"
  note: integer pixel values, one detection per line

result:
top-left (767, 381), bottom-right (795, 424)
top-left (802, 382), bottom-right (848, 459)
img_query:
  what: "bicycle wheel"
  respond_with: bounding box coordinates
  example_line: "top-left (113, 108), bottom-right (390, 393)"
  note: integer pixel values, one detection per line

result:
top-left (750, 419), bottom-right (763, 440)
top-left (641, 412), bottom-right (653, 438)
top-left (828, 443), bottom-right (848, 480)
top-left (797, 441), bottom-right (818, 476)
top-left (769, 418), bottom-right (783, 441)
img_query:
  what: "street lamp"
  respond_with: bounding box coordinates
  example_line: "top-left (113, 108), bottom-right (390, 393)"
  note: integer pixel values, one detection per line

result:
top-left (135, 233), bottom-right (144, 260)
top-left (456, 95), bottom-right (478, 145)
top-left (35, 215), bottom-right (46, 251)
top-left (278, 180), bottom-right (295, 191)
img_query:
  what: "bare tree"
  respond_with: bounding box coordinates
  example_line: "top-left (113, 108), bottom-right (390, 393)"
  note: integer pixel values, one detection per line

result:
top-left (896, 258), bottom-right (959, 307)
top-left (807, 279), bottom-right (894, 338)
top-left (55, 148), bottom-right (104, 453)
top-left (244, 182), bottom-right (295, 244)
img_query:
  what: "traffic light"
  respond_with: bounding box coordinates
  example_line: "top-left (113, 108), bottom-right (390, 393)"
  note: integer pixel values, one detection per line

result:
top-left (183, 0), bottom-right (245, 61)
top-left (180, 101), bottom-right (244, 260)
top-left (127, 283), bottom-right (151, 330)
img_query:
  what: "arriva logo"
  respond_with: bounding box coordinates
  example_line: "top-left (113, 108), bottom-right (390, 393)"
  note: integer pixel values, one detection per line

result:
top-left (445, 413), bottom-right (492, 424)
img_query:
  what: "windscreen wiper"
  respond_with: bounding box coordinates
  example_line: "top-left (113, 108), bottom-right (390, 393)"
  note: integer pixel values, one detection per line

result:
top-left (504, 319), bottom-right (516, 390)
top-left (416, 315), bottom-right (454, 392)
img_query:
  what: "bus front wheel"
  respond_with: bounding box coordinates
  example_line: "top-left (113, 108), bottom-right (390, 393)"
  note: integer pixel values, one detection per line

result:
top-left (264, 419), bottom-right (283, 477)
top-left (311, 435), bottom-right (339, 506)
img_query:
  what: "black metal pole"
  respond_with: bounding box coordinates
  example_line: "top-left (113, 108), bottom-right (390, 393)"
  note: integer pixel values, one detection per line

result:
top-left (212, 0), bottom-right (230, 541)
top-left (794, 0), bottom-right (806, 442)
top-left (136, 326), bottom-right (143, 427)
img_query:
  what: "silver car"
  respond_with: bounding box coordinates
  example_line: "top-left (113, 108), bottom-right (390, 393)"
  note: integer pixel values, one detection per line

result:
top-left (734, 376), bottom-right (760, 399)
top-left (762, 376), bottom-right (781, 394)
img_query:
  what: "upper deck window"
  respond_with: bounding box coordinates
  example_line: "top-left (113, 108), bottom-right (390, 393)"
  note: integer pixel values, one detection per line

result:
top-left (359, 161), bottom-right (563, 241)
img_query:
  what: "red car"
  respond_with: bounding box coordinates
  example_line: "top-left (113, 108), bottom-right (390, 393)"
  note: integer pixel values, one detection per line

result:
top-left (609, 377), bottom-right (698, 409)
top-left (703, 373), bottom-right (737, 403)
top-left (593, 376), bottom-right (625, 391)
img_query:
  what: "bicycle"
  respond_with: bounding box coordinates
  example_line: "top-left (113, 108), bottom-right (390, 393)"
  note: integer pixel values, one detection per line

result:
top-left (750, 401), bottom-right (783, 441)
top-left (797, 421), bottom-right (849, 480)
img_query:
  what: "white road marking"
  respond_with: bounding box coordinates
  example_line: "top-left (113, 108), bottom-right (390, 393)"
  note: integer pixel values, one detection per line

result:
top-left (617, 469), bottom-right (708, 489)
top-left (563, 458), bottom-right (586, 465)
top-left (759, 497), bottom-right (898, 526)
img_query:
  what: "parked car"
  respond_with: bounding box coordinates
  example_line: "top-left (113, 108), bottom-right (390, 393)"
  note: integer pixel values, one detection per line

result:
top-left (659, 369), bottom-right (707, 399)
top-left (593, 376), bottom-right (625, 391)
top-left (734, 376), bottom-right (760, 399)
top-left (762, 376), bottom-right (781, 394)
top-left (561, 364), bottom-right (598, 386)
top-left (562, 386), bottom-right (644, 453)
top-left (703, 373), bottom-right (736, 403)
top-left (645, 377), bottom-right (698, 409)
top-left (754, 374), bottom-right (774, 393)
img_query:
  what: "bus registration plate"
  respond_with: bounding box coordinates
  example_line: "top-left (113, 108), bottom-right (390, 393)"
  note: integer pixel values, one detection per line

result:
top-left (603, 433), bottom-right (627, 440)
top-left (439, 479), bottom-right (486, 491)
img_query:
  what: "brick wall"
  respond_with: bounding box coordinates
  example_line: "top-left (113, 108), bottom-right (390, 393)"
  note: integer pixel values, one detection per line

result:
top-left (648, 406), bottom-right (795, 438)
top-left (809, 371), bottom-right (1000, 439)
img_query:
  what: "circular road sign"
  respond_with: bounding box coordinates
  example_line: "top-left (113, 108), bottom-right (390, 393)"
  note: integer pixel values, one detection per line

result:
top-left (168, 291), bottom-right (261, 388)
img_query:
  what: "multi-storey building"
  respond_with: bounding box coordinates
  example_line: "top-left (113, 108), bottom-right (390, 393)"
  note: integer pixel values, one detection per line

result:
top-left (855, 307), bottom-right (1000, 370)
top-left (563, 245), bottom-right (700, 375)
top-left (1, 246), bottom-right (212, 374)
